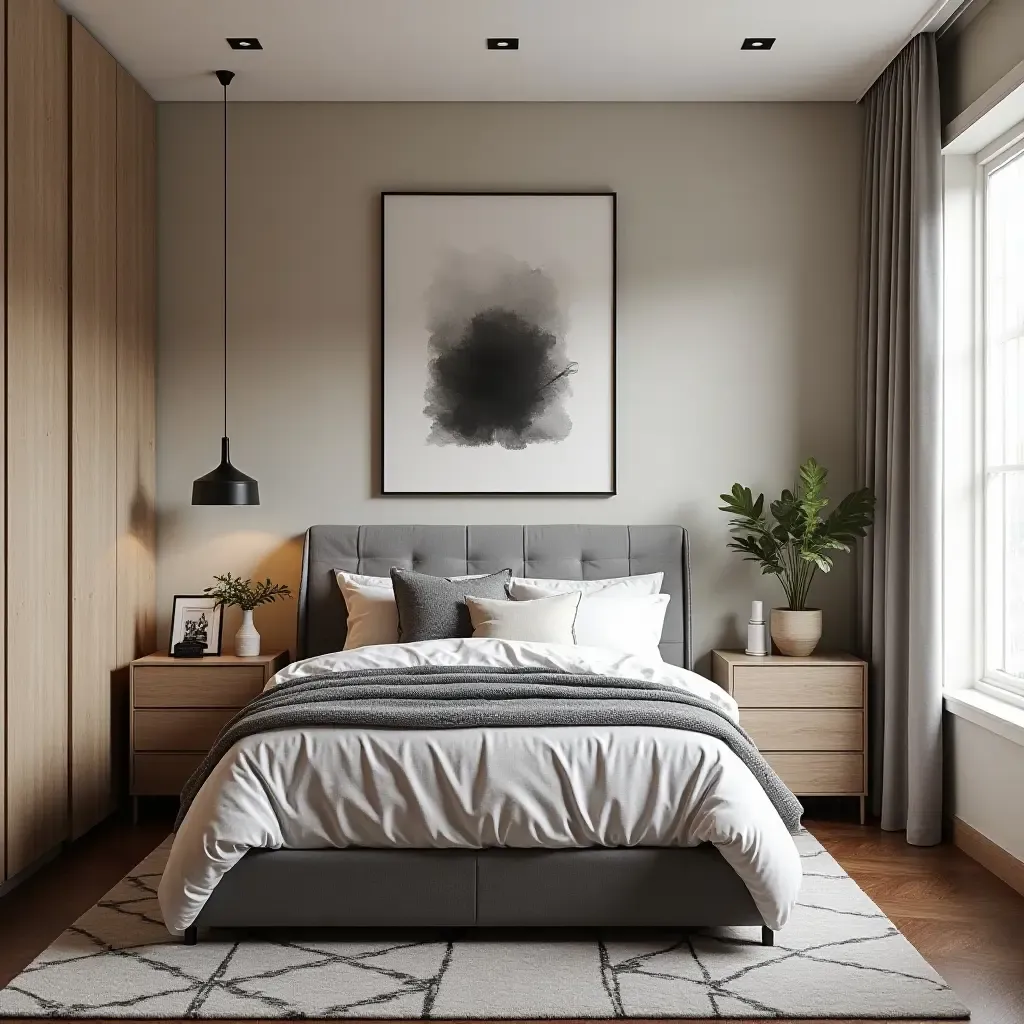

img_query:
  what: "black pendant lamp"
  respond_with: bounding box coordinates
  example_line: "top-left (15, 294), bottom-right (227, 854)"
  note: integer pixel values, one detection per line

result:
top-left (192, 70), bottom-right (260, 505)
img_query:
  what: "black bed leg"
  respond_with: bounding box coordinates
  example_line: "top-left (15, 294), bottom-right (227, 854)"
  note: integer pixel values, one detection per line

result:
top-left (184, 926), bottom-right (198, 946)
top-left (761, 926), bottom-right (774, 947)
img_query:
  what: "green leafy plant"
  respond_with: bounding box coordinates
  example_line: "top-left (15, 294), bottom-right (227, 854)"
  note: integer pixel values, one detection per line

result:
top-left (204, 573), bottom-right (292, 612)
top-left (719, 458), bottom-right (876, 611)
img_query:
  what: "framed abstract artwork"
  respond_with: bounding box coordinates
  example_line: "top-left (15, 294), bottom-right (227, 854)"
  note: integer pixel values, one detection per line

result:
top-left (381, 192), bottom-right (616, 495)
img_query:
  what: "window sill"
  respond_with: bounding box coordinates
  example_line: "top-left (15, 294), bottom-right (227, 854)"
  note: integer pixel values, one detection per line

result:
top-left (944, 688), bottom-right (1024, 748)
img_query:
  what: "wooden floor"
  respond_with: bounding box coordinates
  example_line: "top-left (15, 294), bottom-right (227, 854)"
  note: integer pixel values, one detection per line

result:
top-left (0, 815), bottom-right (1021, 1022)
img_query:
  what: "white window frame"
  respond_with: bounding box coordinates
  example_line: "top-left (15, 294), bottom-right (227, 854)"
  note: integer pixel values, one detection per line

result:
top-left (976, 130), bottom-right (1024, 708)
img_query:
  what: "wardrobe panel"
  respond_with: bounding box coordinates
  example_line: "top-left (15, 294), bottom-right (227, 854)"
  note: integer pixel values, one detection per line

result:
top-left (139, 80), bottom-right (157, 646)
top-left (70, 18), bottom-right (118, 839)
top-left (115, 67), bottom-right (157, 669)
top-left (0, 0), bottom-right (6, 885)
top-left (5, 0), bottom-right (69, 875)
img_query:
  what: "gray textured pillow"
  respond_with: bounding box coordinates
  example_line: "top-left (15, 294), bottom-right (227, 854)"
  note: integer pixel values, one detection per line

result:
top-left (390, 567), bottom-right (512, 642)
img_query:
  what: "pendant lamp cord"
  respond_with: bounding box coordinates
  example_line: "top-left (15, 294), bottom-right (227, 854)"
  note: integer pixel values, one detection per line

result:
top-left (222, 75), bottom-right (228, 440)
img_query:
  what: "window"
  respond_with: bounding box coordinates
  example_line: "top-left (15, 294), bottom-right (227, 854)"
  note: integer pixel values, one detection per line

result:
top-left (982, 140), bottom-right (1024, 699)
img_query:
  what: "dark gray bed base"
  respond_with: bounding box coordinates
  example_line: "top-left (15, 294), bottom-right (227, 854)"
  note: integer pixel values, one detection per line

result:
top-left (186, 845), bottom-right (773, 946)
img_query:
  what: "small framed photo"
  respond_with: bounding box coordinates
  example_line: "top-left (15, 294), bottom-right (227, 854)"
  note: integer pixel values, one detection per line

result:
top-left (168, 595), bottom-right (223, 656)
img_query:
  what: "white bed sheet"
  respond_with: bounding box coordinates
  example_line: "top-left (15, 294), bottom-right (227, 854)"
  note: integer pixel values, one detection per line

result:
top-left (158, 639), bottom-right (801, 933)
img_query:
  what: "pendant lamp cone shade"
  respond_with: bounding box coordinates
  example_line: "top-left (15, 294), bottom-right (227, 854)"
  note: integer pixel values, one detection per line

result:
top-left (192, 437), bottom-right (260, 505)
top-left (192, 69), bottom-right (260, 505)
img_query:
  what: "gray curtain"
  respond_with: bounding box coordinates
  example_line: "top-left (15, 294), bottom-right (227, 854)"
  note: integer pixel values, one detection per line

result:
top-left (856, 33), bottom-right (943, 846)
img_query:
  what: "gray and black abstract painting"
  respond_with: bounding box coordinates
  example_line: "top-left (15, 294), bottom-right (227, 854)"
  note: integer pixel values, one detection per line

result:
top-left (382, 192), bottom-right (615, 495)
top-left (423, 252), bottom-right (577, 450)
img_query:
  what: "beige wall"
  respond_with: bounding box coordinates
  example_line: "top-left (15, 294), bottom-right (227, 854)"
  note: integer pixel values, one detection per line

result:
top-left (157, 102), bottom-right (863, 668)
top-left (939, 0), bottom-right (1024, 127)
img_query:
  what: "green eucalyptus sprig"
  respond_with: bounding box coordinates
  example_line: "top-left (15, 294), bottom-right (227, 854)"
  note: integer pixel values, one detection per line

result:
top-left (204, 572), bottom-right (292, 612)
top-left (719, 457), bottom-right (876, 611)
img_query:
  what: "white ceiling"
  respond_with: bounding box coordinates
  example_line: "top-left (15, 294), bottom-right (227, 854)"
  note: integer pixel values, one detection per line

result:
top-left (60, 0), bottom-right (958, 103)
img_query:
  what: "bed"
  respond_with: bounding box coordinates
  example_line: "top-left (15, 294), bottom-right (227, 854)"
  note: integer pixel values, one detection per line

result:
top-left (159, 525), bottom-right (802, 946)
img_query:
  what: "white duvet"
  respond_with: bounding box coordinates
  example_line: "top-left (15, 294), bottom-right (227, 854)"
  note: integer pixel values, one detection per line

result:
top-left (158, 639), bottom-right (802, 934)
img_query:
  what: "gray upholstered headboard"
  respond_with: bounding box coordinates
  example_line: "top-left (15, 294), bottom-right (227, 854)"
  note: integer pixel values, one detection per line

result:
top-left (297, 525), bottom-right (692, 669)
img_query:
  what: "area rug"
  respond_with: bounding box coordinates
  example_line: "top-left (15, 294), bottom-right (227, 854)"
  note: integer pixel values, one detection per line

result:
top-left (0, 832), bottom-right (968, 1019)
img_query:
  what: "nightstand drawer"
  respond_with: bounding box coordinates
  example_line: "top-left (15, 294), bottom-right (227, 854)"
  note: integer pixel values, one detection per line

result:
top-left (742, 709), bottom-right (863, 751)
top-left (133, 753), bottom-right (204, 795)
top-left (765, 752), bottom-right (863, 795)
top-left (134, 709), bottom-right (235, 751)
top-left (732, 665), bottom-right (863, 708)
top-left (132, 665), bottom-right (266, 708)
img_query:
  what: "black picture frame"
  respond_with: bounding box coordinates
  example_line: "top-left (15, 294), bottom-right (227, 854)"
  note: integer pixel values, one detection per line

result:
top-left (380, 191), bottom-right (617, 497)
top-left (168, 595), bottom-right (224, 656)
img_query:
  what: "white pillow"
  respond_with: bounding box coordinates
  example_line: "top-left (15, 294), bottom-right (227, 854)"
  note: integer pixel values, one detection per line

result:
top-left (511, 581), bottom-right (669, 659)
top-left (334, 570), bottom-right (488, 649)
top-left (466, 592), bottom-right (581, 645)
top-left (507, 571), bottom-right (663, 600)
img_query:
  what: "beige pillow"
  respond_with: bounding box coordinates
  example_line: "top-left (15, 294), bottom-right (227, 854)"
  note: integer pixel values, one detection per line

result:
top-left (335, 573), bottom-right (399, 650)
top-left (466, 592), bottom-right (581, 645)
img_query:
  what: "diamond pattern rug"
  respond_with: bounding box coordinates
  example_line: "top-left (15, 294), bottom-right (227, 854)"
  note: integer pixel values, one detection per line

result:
top-left (0, 833), bottom-right (969, 1019)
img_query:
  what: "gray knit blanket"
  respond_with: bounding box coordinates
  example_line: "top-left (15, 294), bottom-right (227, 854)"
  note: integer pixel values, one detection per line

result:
top-left (175, 665), bottom-right (804, 833)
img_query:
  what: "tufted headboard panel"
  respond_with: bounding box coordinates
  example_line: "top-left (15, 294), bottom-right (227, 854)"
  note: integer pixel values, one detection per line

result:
top-left (297, 525), bottom-right (692, 669)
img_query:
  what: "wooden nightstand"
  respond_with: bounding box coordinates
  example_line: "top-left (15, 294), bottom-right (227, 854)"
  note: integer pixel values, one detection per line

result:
top-left (711, 650), bottom-right (868, 823)
top-left (130, 651), bottom-right (289, 819)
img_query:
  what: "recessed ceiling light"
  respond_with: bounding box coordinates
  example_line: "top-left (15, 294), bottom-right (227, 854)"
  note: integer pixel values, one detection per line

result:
top-left (227, 37), bottom-right (262, 50)
top-left (487, 38), bottom-right (519, 50)
top-left (741, 37), bottom-right (775, 50)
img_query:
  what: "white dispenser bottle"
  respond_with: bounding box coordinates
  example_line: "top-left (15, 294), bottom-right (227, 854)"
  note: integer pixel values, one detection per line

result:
top-left (745, 600), bottom-right (769, 656)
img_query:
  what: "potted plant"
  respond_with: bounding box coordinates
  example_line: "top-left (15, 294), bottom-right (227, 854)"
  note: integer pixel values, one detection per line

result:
top-left (204, 573), bottom-right (292, 657)
top-left (719, 458), bottom-right (875, 656)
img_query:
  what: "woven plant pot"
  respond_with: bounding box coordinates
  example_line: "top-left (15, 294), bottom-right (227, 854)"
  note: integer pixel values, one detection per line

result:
top-left (770, 608), bottom-right (822, 657)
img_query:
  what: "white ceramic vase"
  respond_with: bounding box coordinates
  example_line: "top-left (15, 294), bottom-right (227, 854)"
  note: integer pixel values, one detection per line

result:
top-left (770, 608), bottom-right (822, 657)
top-left (235, 608), bottom-right (261, 657)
